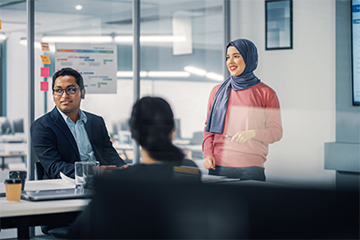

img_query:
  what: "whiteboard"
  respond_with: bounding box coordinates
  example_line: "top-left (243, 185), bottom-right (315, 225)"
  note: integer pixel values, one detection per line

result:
top-left (55, 43), bottom-right (117, 94)
top-left (352, 0), bottom-right (360, 105)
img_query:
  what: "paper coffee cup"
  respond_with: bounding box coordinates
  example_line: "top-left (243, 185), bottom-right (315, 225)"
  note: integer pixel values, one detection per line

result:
top-left (4, 179), bottom-right (22, 202)
top-left (9, 170), bottom-right (27, 190)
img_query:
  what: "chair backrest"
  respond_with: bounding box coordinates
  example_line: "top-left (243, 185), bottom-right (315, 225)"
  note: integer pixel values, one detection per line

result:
top-left (35, 162), bottom-right (44, 180)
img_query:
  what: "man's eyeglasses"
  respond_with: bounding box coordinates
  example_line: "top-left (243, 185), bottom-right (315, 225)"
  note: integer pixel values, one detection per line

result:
top-left (53, 87), bottom-right (81, 96)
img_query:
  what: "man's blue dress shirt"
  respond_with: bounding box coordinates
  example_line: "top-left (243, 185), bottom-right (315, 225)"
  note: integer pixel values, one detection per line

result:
top-left (56, 107), bottom-right (96, 162)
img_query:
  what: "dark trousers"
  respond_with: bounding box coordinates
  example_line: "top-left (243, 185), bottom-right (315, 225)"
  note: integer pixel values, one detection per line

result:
top-left (209, 166), bottom-right (266, 181)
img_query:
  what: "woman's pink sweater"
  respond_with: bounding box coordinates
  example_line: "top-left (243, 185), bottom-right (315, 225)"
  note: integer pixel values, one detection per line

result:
top-left (202, 82), bottom-right (283, 168)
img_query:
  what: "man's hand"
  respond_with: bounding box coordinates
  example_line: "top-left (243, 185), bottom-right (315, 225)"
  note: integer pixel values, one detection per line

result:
top-left (203, 155), bottom-right (216, 170)
top-left (119, 164), bottom-right (130, 169)
top-left (99, 165), bottom-right (120, 174)
top-left (99, 164), bottom-right (130, 174)
top-left (231, 130), bottom-right (256, 144)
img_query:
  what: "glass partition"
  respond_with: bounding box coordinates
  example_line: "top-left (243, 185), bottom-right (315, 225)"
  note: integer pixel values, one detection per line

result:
top-left (139, 0), bottom-right (225, 160)
top-left (0, 0), bottom-right (28, 171)
top-left (33, 0), bottom-right (138, 162)
top-left (0, 0), bottom-right (225, 169)
top-left (31, 0), bottom-right (226, 164)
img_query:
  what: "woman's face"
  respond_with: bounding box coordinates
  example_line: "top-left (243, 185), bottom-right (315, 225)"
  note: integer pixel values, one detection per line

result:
top-left (226, 46), bottom-right (246, 76)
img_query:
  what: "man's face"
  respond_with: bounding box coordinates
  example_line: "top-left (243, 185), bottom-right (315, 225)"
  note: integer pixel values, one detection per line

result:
top-left (53, 75), bottom-right (84, 116)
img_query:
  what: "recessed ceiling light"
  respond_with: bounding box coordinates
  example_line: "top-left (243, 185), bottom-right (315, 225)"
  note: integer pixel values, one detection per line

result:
top-left (184, 66), bottom-right (207, 76)
top-left (0, 34), bottom-right (6, 41)
top-left (206, 72), bottom-right (224, 81)
top-left (41, 36), bottom-right (113, 43)
top-left (75, 5), bottom-right (83, 11)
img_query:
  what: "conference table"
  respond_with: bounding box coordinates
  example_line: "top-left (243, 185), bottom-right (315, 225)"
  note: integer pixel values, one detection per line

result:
top-left (0, 179), bottom-right (90, 239)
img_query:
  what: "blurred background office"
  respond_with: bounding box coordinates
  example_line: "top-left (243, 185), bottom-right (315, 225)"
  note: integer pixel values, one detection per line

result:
top-left (0, 0), bottom-right (359, 190)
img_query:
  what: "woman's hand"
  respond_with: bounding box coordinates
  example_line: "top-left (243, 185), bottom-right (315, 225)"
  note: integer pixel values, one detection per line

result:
top-left (203, 155), bottom-right (216, 170)
top-left (231, 130), bottom-right (256, 144)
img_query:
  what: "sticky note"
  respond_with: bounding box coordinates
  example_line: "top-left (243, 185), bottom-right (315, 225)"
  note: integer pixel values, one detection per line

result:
top-left (0, 20), bottom-right (2, 30)
top-left (40, 55), bottom-right (51, 64)
top-left (41, 67), bottom-right (49, 77)
top-left (40, 81), bottom-right (49, 91)
top-left (41, 42), bottom-right (50, 51)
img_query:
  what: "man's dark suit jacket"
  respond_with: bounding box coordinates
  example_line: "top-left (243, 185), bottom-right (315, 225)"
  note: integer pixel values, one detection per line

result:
top-left (31, 107), bottom-right (125, 179)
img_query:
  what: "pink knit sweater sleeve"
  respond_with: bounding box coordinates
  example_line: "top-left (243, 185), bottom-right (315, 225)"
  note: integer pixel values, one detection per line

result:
top-left (253, 90), bottom-right (283, 144)
top-left (202, 86), bottom-right (219, 157)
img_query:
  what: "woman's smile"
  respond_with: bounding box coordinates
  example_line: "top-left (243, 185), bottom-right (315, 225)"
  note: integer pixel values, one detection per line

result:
top-left (229, 65), bottom-right (238, 71)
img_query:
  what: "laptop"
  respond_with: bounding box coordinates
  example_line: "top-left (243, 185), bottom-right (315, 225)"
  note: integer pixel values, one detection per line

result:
top-left (21, 188), bottom-right (93, 201)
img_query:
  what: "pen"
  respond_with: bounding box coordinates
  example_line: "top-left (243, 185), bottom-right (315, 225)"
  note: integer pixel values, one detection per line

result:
top-left (224, 135), bottom-right (233, 138)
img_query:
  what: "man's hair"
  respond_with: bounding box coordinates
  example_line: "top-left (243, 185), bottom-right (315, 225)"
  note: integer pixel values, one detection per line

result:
top-left (52, 67), bottom-right (84, 90)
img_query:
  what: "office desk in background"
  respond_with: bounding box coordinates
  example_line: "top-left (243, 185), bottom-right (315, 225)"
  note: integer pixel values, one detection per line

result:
top-left (114, 143), bottom-right (133, 164)
top-left (0, 134), bottom-right (27, 170)
top-left (0, 179), bottom-right (90, 239)
top-left (0, 153), bottom-right (27, 170)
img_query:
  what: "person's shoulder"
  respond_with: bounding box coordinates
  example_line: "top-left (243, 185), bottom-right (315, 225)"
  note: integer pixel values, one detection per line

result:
top-left (208, 84), bottom-right (222, 99)
top-left (32, 108), bottom-right (56, 127)
top-left (83, 110), bottom-right (101, 118)
top-left (33, 113), bottom-right (49, 124)
top-left (255, 82), bottom-right (277, 95)
top-left (83, 110), bottom-right (104, 122)
top-left (212, 83), bottom-right (222, 92)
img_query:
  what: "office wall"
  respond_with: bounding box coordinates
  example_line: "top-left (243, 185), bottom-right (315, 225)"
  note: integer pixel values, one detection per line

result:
top-left (5, 32), bottom-right (29, 130)
top-left (230, 0), bottom-right (336, 187)
top-left (323, 0), bottom-right (360, 190)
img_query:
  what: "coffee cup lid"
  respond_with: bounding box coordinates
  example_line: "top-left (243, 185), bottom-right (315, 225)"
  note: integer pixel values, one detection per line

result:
top-left (4, 179), bottom-right (22, 184)
top-left (9, 171), bottom-right (27, 178)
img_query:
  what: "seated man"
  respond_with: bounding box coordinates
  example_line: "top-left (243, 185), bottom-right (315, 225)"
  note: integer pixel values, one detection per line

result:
top-left (31, 67), bottom-right (127, 179)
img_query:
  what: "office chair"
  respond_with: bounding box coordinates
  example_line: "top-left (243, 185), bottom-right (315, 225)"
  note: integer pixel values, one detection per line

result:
top-left (35, 162), bottom-right (44, 180)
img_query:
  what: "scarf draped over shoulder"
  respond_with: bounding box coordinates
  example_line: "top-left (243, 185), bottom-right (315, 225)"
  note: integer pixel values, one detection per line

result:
top-left (205, 39), bottom-right (261, 134)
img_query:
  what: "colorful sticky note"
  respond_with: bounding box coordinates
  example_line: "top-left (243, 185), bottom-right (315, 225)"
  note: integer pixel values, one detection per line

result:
top-left (41, 42), bottom-right (50, 51)
top-left (40, 55), bottom-right (51, 64)
top-left (40, 81), bottom-right (49, 91)
top-left (41, 67), bottom-right (49, 77)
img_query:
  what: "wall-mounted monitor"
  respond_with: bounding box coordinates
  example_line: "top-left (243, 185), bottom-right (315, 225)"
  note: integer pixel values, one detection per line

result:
top-left (352, 0), bottom-right (360, 106)
top-left (12, 118), bottom-right (24, 134)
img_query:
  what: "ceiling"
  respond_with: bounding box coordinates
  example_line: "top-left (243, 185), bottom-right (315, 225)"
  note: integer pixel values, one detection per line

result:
top-left (0, 0), bottom-right (224, 49)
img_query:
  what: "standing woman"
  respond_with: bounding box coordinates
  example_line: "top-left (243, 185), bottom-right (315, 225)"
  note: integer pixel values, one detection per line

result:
top-left (202, 38), bottom-right (283, 181)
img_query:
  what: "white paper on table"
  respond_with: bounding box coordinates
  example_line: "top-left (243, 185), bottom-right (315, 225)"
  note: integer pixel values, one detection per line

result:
top-left (60, 172), bottom-right (75, 184)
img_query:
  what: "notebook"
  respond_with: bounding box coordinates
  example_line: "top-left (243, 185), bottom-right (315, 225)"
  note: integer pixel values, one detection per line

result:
top-left (21, 188), bottom-right (93, 201)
